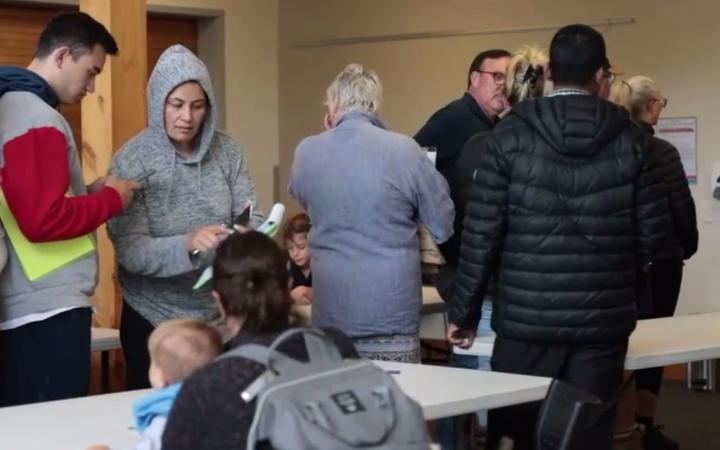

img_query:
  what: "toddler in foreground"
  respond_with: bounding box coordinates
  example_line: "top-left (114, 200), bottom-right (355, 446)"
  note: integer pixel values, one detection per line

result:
top-left (88, 318), bottom-right (221, 450)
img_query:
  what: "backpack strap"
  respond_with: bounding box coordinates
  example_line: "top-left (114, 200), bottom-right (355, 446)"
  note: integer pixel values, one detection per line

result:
top-left (213, 344), bottom-right (272, 403)
top-left (215, 344), bottom-right (270, 365)
top-left (215, 328), bottom-right (344, 403)
top-left (267, 327), bottom-right (342, 371)
top-left (215, 342), bottom-right (311, 403)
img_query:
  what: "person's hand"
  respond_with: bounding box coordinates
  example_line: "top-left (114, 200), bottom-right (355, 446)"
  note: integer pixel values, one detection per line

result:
top-left (186, 224), bottom-right (232, 253)
top-left (105, 175), bottom-right (141, 209)
top-left (86, 446), bottom-right (110, 450)
top-left (290, 286), bottom-right (313, 304)
top-left (87, 176), bottom-right (107, 194)
top-left (446, 323), bottom-right (476, 349)
top-left (232, 224), bottom-right (250, 233)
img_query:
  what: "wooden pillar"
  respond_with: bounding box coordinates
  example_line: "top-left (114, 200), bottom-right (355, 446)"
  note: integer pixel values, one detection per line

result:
top-left (80, 0), bottom-right (147, 328)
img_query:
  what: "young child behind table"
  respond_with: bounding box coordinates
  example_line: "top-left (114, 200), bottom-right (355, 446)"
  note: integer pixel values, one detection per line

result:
top-left (88, 319), bottom-right (221, 450)
top-left (282, 212), bottom-right (313, 304)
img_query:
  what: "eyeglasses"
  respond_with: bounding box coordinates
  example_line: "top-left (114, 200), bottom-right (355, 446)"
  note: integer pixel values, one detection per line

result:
top-left (476, 70), bottom-right (507, 85)
top-left (650, 97), bottom-right (668, 108)
top-left (603, 72), bottom-right (617, 83)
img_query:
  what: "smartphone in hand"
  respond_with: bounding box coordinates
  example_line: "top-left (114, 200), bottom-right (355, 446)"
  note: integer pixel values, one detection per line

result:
top-left (232, 202), bottom-right (253, 228)
top-left (191, 202), bottom-right (253, 256)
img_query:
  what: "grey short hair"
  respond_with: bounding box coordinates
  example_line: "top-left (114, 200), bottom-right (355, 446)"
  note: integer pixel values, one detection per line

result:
top-left (325, 63), bottom-right (382, 114)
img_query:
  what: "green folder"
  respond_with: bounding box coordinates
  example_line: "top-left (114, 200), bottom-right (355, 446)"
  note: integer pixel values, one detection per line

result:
top-left (0, 195), bottom-right (95, 281)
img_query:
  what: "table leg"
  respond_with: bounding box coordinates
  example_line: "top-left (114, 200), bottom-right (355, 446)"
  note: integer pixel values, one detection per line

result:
top-left (101, 351), bottom-right (110, 393)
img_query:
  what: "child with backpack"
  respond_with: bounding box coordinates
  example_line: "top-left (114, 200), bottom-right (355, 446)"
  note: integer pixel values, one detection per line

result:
top-left (87, 318), bottom-right (221, 450)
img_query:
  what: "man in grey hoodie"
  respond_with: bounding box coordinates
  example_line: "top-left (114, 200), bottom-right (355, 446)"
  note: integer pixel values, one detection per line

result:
top-left (109, 45), bottom-right (263, 389)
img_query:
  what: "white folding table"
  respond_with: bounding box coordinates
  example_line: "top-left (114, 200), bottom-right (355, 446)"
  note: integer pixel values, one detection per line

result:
top-left (454, 312), bottom-right (720, 370)
top-left (292, 285), bottom-right (448, 340)
top-left (0, 361), bottom-right (550, 450)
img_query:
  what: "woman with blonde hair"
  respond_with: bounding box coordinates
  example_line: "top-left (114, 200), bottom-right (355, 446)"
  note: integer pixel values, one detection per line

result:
top-left (611, 76), bottom-right (666, 124)
top-left (610, 76), bottom-right (697, 450)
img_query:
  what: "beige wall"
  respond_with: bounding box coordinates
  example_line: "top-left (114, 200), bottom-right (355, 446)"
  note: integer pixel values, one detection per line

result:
top-left (18, 0), bottom-right (279, 210)
top-left (14, 0), bottom-right (720, 313)
top-left (278, 0), bottom-right (720, 314)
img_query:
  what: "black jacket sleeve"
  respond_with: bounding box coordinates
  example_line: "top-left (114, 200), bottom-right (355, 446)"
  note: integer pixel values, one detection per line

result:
top-left (448, 135), bottom-right (509, 330)
top-left (635, 139), bottom-right (675, 266)
top-left (437, 131), bottom-right (494, 266)
top-left (653, 137), bottom-right (698, 259)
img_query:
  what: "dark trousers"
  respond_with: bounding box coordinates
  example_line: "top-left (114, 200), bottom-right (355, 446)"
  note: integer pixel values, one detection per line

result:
top-left (635, 259), bottom-right (683, 395)
top-left (120, 301), bottom-right (155, 390)
top-left (487, 337), bottom-right (627, 450)
top-left (0, 307), bottom-right (91, 406)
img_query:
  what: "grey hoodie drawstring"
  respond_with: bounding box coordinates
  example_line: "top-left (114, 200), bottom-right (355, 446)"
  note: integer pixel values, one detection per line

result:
top-left (164, 151), bottom-right (177, 209)
top-left (197, 158), bottom-right (203, 197)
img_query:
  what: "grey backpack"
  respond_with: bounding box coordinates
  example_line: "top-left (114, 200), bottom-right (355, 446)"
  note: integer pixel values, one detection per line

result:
top-left (218, 328), bottom-right (431, 450)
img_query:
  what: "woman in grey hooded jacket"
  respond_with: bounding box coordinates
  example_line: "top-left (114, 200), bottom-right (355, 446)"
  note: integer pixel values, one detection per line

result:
top-left (108, 45), bottom-right (263, 389)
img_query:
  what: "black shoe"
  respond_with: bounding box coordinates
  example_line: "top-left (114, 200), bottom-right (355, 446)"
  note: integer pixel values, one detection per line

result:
top-left (643, 425), bottom-right (679, 450)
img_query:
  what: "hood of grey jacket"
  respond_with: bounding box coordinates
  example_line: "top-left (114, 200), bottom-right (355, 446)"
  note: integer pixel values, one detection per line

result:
top-left (148, 44), bottom-right (217, 162)
top-left (144, 45), bottom-right (217, 205)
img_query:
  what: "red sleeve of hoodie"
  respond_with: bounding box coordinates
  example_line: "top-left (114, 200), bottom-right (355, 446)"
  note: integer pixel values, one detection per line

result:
top-left (0, 126), bottom-right (124, 242)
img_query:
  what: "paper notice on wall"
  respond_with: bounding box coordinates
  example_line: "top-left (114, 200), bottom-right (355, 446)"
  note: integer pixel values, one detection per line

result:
top-left (655, 117), bottom-right (698, 184)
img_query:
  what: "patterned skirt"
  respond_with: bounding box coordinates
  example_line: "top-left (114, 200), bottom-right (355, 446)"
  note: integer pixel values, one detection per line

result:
top-left (351, 333), bottom-right (421, 363)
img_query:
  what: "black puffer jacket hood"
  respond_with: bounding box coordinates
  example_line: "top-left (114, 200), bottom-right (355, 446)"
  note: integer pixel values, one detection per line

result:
top-left (512, 94), bottom-right (630, 157)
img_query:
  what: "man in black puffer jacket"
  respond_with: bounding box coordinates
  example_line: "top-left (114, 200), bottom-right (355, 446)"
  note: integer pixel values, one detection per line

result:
top-left (447, 25), bottom-right (672, 450)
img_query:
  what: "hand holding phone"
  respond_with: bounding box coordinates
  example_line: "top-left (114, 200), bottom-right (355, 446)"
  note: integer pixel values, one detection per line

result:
top-left (231, 202), bottom-right (253, 228)
top-left (187, 224), bottom-right (232, 254)
top-left (105, 176), bottom-right (141, 209)
top-left (191, 202), bottom-right (253, 255)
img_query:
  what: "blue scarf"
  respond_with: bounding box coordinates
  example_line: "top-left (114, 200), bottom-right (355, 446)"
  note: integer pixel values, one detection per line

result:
top-left (133, 383), bottom-right (182, 433)
top-left (0, 65), bottom-right (59, 108)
